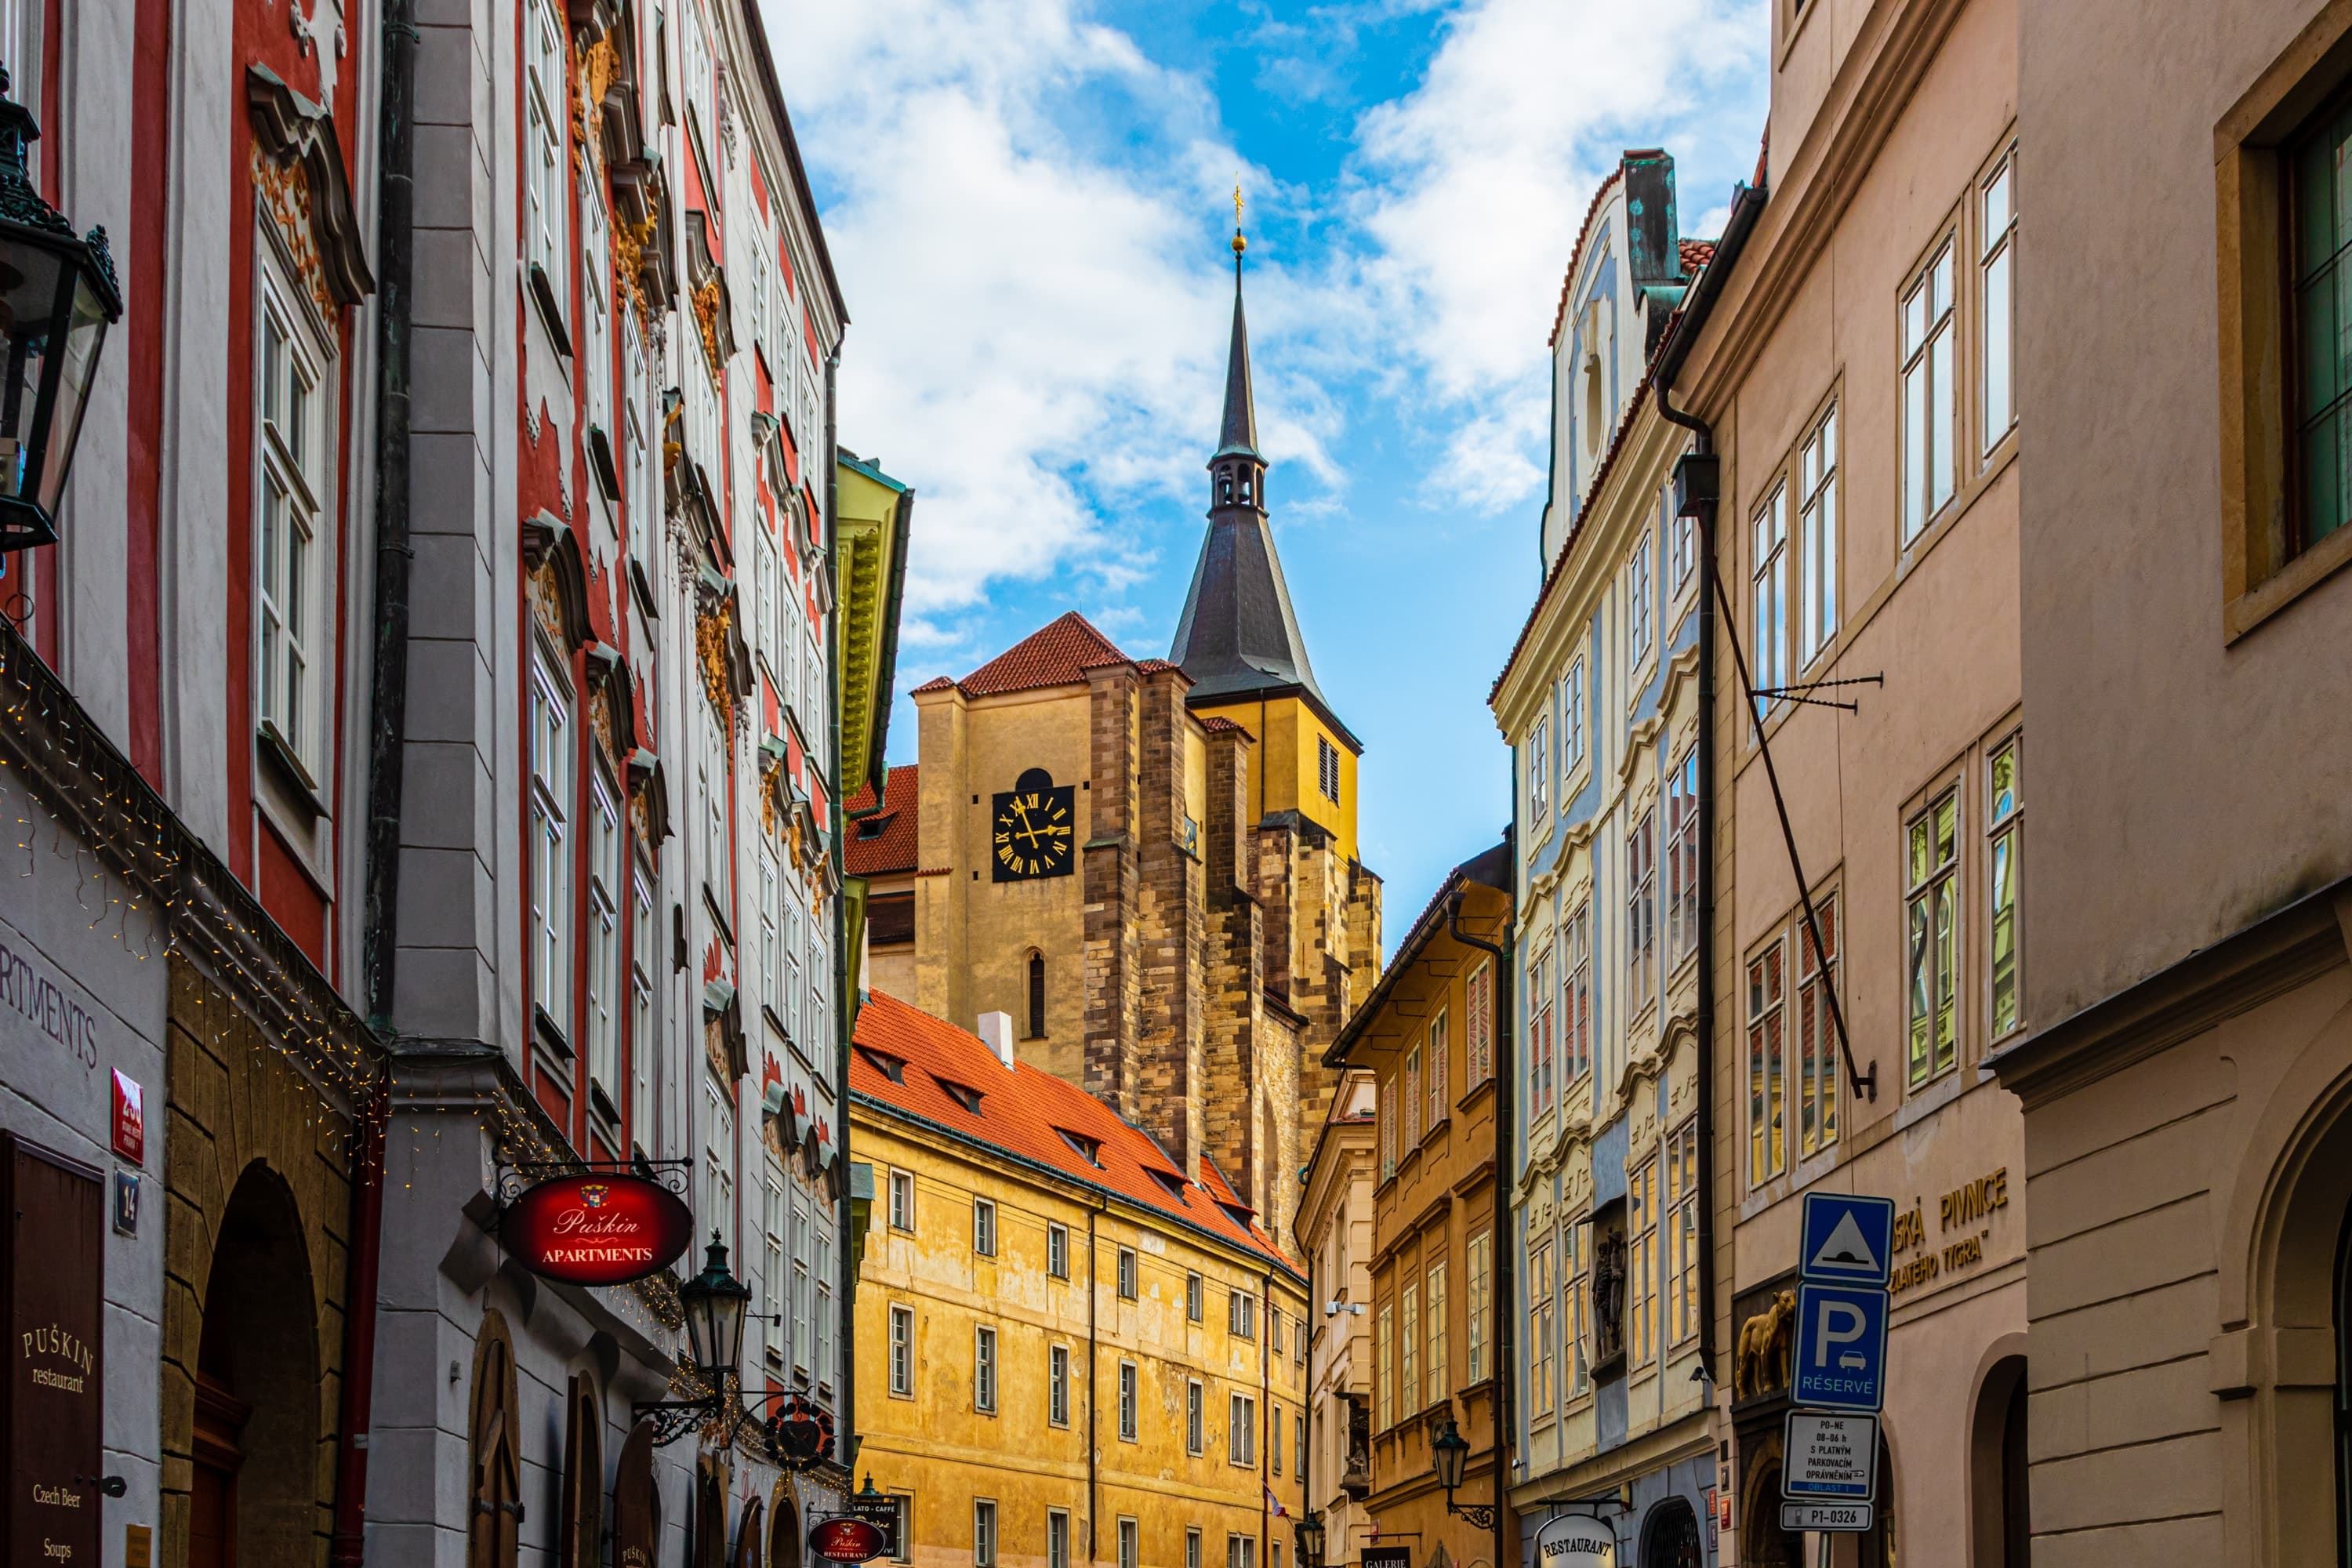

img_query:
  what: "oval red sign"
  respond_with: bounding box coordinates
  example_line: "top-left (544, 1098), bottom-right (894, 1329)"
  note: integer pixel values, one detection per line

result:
top-left (504, 1174), bottom-right (694, 1287)
top-left (809, 1519), bottom-right (887, 1564)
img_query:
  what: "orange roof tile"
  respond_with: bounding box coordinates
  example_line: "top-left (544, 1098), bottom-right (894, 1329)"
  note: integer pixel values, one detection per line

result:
top-left (851, 991), bottom-right (1299, 1274)
top-left (846, 764), bottom-right (919, 877)
top-left (957, 612), bottom-right (1130, 698)
top-left (1679, 238), bottom-right (1717, 276)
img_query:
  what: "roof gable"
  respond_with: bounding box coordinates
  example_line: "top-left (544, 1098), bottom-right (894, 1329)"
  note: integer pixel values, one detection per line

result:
top-left (945, 612), bottom-right (1131, 699)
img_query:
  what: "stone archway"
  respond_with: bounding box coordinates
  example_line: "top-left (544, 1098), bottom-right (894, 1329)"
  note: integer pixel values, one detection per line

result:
top-left (769, 1485), bottom-right (803, 1568)
top-left (1739, 1436), bottom-right (1802, 1568)
top-left (1639, 1497), bottom-right (1702, 1568)
top-left (189, 1163), bottom-right (321, 1568)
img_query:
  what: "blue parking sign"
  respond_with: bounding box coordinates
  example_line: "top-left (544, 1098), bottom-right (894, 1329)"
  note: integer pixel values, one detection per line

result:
top-left (1798, 1192), bottom-right (1896, 1287)
top-left (1791, 1283), bottom-right (1889, 1412)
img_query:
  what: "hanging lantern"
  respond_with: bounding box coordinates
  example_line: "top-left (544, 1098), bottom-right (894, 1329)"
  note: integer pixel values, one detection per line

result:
top-left (677, 1232), bottom-right (751, 1389)
top-left (0, 60), bottom-right (122, 553)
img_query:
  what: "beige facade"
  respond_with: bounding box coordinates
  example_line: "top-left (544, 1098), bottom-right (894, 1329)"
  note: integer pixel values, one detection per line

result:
top-left (1664, 0), bottom-right (2030, 1559)
top-left (1296, 1077), bottom-right (1378, 1566)
top-left (1986, 0), bottom-right (2352, 1560)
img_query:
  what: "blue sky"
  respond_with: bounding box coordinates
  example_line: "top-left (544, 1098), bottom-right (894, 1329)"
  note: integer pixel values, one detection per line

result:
top-left (763, 0), bottom-right (1769, 932)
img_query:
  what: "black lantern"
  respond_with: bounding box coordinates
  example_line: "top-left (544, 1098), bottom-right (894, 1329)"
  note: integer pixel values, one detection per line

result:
top-left (677, 1232), bottom-right (751, 1388)
top-left (1294, 1511), bottom-right (1326, 1568)
top-left (1428, 1417), bottom-right (1494, 1528)
top-left (0, 61), bottom-right (122, 553)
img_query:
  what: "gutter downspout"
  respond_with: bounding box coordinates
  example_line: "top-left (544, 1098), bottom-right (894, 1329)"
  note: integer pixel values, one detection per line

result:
top-left (1656, 178), bottom-right (1766, 1400)
top-left (339, 0), bottom-right (417, 1557)
top-left (1446, 868), bottom-right (1510, 1568)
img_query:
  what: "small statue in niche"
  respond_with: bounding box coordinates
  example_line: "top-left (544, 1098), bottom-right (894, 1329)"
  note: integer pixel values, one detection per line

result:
top-left (1593, 1232), bottom-right (1627, 1363)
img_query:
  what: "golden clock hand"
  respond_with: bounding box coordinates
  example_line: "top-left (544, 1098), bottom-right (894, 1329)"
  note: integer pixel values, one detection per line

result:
top-left (1011, 800), bottom-right (1044, 847)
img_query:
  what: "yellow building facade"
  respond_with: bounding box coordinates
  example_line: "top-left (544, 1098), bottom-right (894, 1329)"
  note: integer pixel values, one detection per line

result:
top-left (851, 991), bottom-right (1310, 1568)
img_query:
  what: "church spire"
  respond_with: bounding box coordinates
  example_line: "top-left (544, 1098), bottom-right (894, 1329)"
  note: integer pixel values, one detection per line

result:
top-left (1170, 190), bottom-right (1353, 746)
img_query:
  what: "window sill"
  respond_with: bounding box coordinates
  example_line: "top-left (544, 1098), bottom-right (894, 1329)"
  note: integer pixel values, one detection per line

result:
top-left (535, 1005), bottom-right (573, 1061)
top-left (257, 720), bottom-right (324, 810)
top-left (2225, 522), bottom-right (2352, 642)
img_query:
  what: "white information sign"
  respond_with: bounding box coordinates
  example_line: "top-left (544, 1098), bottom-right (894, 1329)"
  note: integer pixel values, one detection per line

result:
top-left (1783, 1411), bottom-right (1878, 1501)
top-left (1782, 1502), bottom-right (1875, 1533)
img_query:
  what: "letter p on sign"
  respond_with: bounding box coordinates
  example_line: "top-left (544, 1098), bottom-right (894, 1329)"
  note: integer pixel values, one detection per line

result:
top-left (1791, 1283), bottom-right (1888, 1412)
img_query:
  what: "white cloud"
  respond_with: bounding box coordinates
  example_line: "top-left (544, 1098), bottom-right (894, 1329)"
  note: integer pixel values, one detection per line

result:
top-left (1347, 0), bottom-right (1766, 498)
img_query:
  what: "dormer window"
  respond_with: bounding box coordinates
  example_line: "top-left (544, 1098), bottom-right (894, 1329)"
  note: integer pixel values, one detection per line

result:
top-left (935, 1077), bottom-right (985, 1115)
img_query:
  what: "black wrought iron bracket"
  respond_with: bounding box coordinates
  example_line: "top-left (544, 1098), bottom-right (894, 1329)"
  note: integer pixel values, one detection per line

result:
top-left (630, 1384), bottom-right (832, 1466)
top-left (1443, 1500), bottom-right (1497, 1529)
top-left (1748, 673), bottom-right (1885, 713)
top-left (492, 1155), bottom-right (693, 1208)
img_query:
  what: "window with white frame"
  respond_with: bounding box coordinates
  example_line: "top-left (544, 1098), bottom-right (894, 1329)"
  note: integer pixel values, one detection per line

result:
top-left (972, 1500), bottom-right (996, 1568)
top-left (1186, 1378), bottom-right (1204, 1454)
top-left (1186, 1272), bottom-right (1203, 1322)
top-left (1564, 903), bottom-right (1592, 1086)
top-left (816, 1222), bottom-right (835, 1388)
top-left (757, 847), bottom-right (782, 1022)
top-left (1229, 1289), bottom-right (1256, 1339)
top-left (1526, 943), bottom-right (1555, 1118)
top-left (699, 699), bottom-right (730, 905)
top-left (1466, 960), bottom-right (1494, 1087)
top-left (630, 869), bottom-right (654, 1137)
top-left (1425, 1261), bottom-right (1447, 1406)
top-left (1228, 1536), bottom-right (1256, 1568)
top-left (1628, 808), bottom-right (1656, 1015)
top-left (1228, 1392), bottom-right (1255, 1466)
top-left (1271, 1400), bottom-right (1283, 1474)
top-left (625, 318), bottom-right (653, 559)
top-left (1988, 734), bottom-right (2024, 1038)
top-left (680, 0), bottom-right (713, 158)
top-left (1903, 240), bottom-right (1958, 539)
top-left (1798, 895), bottom-right (1842, 1159)
top-left (756, 529), bottom-right (781, 678)
top-left (1667, 750), bottom-right (1698, 970)
top-left (1907, 789), bottom-right (1962, 1087)
top-left (973, 1324), bottom-right (996, 1414)
top-left (1564, 1217), bottom-right (1589, 1397)
top-left (575, 779), bottom-right (612, 1098)
top-left (1751, 481), bottom-right (1788, 717)
top-left (1047, 1512), bottom-right (1070, 1568)
top-left (1526, 714), bottom-right (1549, 821)
top-left (1747, 938), bottom-right (1787, 1185)
top-left (1427, 1011), bottom-right (1448, 1129)
top-left (1118, 1519), bottom-right (1138, 1568)
top-left (1049, 1345), bottom-right (1071, 1427)
top-left (255, 256), bottom-right (327, 776)
top-left (1628, 1153), bottom-right (1657, 1368)
top-left (1466, 1230), bottom-right (1490, 1383)
top-left (791, 1198), bottom-right (811, 1372)
top-left (1666, 1120), bottom-right (1699, 1345)
top-left (1981, 147), bottom-right (2016, 452)
top-left (1403, 1044), bottom-right (1421, 1149)
top-left (1526, 1240), bottom-right (1554, 1419)
top-left (583, 188), bottom-right (613, 445)
top-left (1376, 1302), bottom-right (1396, 1428)
top-left (702, 1076), bottom-right (734, 1236)
top-left (889, 1168), bottom-right (914, 1232)
top-left (763, 1162), bottom-right (787, 1366)
top-left (524, 0), bottom-right (568, 285)
top-left (1118, 1360), bottom-right (1138, 1441)
top-left (1400, 1283), bottom-right (1420, 1414)
top-left (1798, 404), bottom-right (1839, 666)
top-left (1628, 528), bottom-right (1653, 669)
top-left (1561, 655), bottom-right (1585, 774)
top-left (782, 892), bottom-right (803, 1044)
top-left (1118, 1247), bottom-right (1138, 1299)
top-left (1047, 1222), bottom-right (1069, 1279)
top-left (529, 644), bottom-right (573, 1036)
top-left (1187, 1529), bottom-right (1202, 1568)
top-left (972, 1198), bottom-right (996, 1257)
top-left (888, 1304), bottom-right (913, 1396)
top-left (1669, 478), bottom-right (1696, 591)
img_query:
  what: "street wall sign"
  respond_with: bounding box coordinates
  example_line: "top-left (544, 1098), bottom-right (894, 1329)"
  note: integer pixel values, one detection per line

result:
top-left (1798, 1192), bottom-right (1894, 1287)
top-left (809, 1517), bottom-right (888, 1563)
top-left (503, 1173), bottom-right (694, 1286)
top-left (1360, 1549), bottom-right (1413, 1568)
top-left (1782, 1411), bottom-right (1878, 1501)
top-left (1781, 1503), bottom-right (1874, 1533)
top-left (1533, 1511), bottom-right (1617, 1568)
top-left (1791, 1282), bottom-right (1889, 1411)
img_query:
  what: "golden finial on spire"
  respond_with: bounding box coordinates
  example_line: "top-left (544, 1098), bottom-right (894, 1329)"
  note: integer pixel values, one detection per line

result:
top-left (1232, 176), bottom-right (1247, 256)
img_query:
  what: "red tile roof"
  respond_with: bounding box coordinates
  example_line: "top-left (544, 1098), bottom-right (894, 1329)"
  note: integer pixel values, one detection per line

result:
top-left (846, 764), bottom-right (919, 877)
top-left (1680, 238), bottom-right (1717, 276)
top-left (953, 611), bottom-right (1131, 698)
top-left (851, 990), bottom-right (1300, 1274)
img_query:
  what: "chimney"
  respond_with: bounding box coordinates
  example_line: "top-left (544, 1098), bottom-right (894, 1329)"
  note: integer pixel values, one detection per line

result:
top-left (1622, 148), bottom-right (1681, 289)
top-left (976, 1011), bottom-right (1015, 1069)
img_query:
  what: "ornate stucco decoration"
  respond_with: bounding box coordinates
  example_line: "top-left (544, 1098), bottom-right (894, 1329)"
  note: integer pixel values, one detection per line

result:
top-left (691, 274), bottom-right (728, 376)
top-left (246, 65), bottom-right (373, 307)
top-left (522, 513), bottom-right (593, 650)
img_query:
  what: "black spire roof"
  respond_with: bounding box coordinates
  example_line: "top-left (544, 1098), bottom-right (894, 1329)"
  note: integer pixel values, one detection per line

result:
top-left (1170, 240), bottom-right (1357, 751)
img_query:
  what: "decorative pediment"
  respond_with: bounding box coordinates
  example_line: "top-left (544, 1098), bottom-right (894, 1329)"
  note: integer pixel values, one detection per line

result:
top-left (628, 746), bottom-right (673, 844)
top-left (522, 513), bottom-right (593, 649)
top-left (586, 643), bottom-right (640, 757)
top-left (246, 65), bottom-right (374, 307)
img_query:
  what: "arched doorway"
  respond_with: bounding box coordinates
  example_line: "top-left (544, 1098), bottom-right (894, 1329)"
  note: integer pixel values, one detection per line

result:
top-left (468, 1311), bottom-right (522, 1568)
top-left (1859, 1435), bottom-right (1897, 1568)
top-left (770, 1487), bottom-right (803, 1568)
top-left (1739, 1439), bottom-right (1802, 1568)
top-left (1640, 1497), bottom-right (1702, 1568)
top-left (735, 1496), bottom-right (766, 1568)
top-left (1969, 1353), bottom-right (2029, 1568)
top-left (190, 1163), bottom-right (321, 1568)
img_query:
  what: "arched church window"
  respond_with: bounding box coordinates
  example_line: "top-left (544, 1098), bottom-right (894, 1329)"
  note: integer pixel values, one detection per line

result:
top-left (1028, 952), bottom-right (1047, 1040)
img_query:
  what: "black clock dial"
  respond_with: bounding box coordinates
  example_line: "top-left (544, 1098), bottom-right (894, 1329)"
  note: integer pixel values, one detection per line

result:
top-left (992, 768), bottom-right (1076, 881)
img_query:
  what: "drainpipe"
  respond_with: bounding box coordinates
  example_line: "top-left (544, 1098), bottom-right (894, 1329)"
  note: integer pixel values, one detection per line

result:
top-left (336, 0), bottom-right (417, 1558)
top-left (1446, 868), bottom-right (1510, 1568)
top-left (1654, 178), bottom-right (1766, 1407)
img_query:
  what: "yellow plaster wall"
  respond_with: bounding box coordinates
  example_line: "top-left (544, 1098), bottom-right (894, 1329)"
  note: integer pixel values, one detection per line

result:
top-left (1190, 696), bottom-right (1357, 866)
top-left (855, 1108), bottom-right (1311, 1568)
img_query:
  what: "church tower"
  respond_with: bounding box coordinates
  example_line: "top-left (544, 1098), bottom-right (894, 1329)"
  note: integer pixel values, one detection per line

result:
top-left (1171, 217), bottom-right (1363, 866)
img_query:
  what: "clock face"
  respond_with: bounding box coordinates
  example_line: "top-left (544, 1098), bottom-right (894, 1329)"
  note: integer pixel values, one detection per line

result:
top-left (992, 768), bottom-right (1076, 881)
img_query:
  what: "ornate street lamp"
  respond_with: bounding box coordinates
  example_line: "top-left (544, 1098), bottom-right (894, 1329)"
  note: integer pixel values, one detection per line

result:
top-left (1294, 1511), bottom-right (1327, 1568)
top-left (1429, 1417), bottom-right (1494, 1529)
top-left (0, 61), bottom-right (122, 553)
top-left (637, 1233), bottom-right (836, 1471)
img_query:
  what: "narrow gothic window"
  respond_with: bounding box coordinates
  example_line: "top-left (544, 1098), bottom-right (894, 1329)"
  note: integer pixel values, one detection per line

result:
top-left (1027, 952), bottom-right (1046, 1039)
